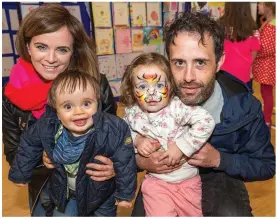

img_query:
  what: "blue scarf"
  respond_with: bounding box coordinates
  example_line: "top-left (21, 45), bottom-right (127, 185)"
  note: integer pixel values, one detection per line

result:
top-left (53, 127), bottom-right (89, 164)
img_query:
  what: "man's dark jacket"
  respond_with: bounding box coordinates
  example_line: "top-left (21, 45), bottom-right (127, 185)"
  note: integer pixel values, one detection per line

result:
top-left (8, 106), bottom-right (137, 216)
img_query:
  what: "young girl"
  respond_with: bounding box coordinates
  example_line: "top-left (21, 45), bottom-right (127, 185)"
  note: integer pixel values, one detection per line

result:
top-left (120, 52), bottom-right (215, 216)
top-left (9, 70), bottom-right (137, 216)
top-left (219, 2), bottom-right (260, 90)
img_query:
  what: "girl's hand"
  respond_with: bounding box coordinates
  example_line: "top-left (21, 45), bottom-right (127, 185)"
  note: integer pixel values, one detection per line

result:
top-left (135, 135), bottom-right (161, 157)
top-left (86, 155), bottom-right (115, 181)
top-left (115, 200), bottom-right (132, 208)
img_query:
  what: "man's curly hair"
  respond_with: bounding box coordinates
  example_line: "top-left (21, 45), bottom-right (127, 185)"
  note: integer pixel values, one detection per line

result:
top-left (164, 12), bottom-right (225, 63)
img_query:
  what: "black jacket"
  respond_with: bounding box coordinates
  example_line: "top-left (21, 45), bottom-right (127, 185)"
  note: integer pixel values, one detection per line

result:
top-left (9, 106), bottom-right (137, 216)
top-left (2, 73), bottom-right (117, 214)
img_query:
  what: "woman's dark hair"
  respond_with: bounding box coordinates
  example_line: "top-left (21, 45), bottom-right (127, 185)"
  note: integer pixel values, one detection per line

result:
top-left (164, 12), bottom-right (225, 63)
top-left (219, 2), bottom-right (257, 42)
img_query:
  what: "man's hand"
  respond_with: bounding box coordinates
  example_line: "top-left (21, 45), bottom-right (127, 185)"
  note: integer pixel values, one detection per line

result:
top-left (115, 200), bottom-right (132, 208)
top-left (86, 155), bottom-right (115, 181)
top-left (187, 142), bottom-right (220, 168)
top-left (136, 151), bottom-right (185, 174)
top-left (43, 151), bottom-right (55, 169)
top-left (135, 135), bottom-right (160, 157)
top-left (163, 141), bottom-right (184, 166)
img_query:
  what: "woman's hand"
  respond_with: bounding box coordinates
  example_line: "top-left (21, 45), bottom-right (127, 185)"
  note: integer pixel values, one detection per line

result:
top-left (43, 151), bottom-right (55, 169)
top-left (86, 155), bottom-right (115, 181)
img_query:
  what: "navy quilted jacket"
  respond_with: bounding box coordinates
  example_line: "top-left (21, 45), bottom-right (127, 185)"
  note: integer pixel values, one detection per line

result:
top-left (9, 106), bottom-right (137, 216)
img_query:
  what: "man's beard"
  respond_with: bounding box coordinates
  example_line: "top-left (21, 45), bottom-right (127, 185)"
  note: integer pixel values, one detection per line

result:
top-left (175, 75), bottom-right (216, 106)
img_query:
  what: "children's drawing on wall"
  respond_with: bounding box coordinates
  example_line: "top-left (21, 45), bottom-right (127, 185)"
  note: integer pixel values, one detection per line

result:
top-left (192, 2), bottom-right (209, 15)
top-left (143, 27), bottom-right (163, 45)
top-left (98, 55), bottom-right (117, 80)
top-left (92, 2), bottom-right (112, 27)
top-left (95, 28), bottom-right (114, 55)
top-left (130, 3), bottom-right (146, 27)
top-left (208, 2), bottom-right (225, 20)
top-left (164, 12), bottom-right (176, 25)
top-left (131, 28), bottom-right (144, 51)
top-left (115, 53), bottom-right (142, 78)
top-left (146, 3), bottom-right (162, 27)
top-left (115, 28), bottom-right (132, 54)
top-left (163, 2), bottom-right (178, 12)
top-left (113, 2), bottom-right (129, 26)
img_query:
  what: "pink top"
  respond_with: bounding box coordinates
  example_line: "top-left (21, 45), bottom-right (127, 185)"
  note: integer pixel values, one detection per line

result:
top-left (221, 33), bottom-right (260, 83)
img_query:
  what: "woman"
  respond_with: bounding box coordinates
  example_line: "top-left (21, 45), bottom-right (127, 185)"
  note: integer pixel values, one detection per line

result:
top-left (252, 2), bottom-right (276, 129)
top-left (219, 2), bottom-right (260, 90)
top-left (3, 4), bottom-right (116, 216)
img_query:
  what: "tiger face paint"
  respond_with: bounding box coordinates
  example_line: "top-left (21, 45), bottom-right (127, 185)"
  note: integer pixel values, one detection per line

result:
top-left (133, 65), bottom-right (170, 113)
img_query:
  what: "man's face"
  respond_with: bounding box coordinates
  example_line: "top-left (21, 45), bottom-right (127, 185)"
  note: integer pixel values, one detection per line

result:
top-left (169, 32), bottom-right (224, 105)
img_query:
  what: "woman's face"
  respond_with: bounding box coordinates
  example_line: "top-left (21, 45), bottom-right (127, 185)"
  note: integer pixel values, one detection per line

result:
top-left (27, 26), bottom-right (74, 81)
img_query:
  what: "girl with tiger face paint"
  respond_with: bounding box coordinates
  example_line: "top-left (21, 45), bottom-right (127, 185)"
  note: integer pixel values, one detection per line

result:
top-left (120, 52), bottom-right (215, 217)
top-left (133, 65), bottom-right (170, 113)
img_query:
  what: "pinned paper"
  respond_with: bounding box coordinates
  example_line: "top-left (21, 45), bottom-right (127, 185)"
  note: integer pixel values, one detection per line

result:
top-left (208, 2), bottom-right (225, 20)
top-left (98, 55), bottom-right (117, 80)
top-left (95, 28), bottom-right (114, 55)
top-left (130, 3), bottom-right (146, 27)
top-left (143, 27), bottom-right (163, 45)
top-left (115, 52), bottom-right (142, 78)
top-left (20, 4), bottom-right (39, 19)
top-left (92, 2), bottom-right (112, 27)
top-left (2, 9), bottom-right (8, 30)
top-left (146, 3), bottom-right (162, 27)
top-left (2, 34), bottom-right (13, 54)
top-left (115, 28), bottom-right (132, 54)
top-left (2, 56), bottom-right (14, 77)
top-left (64, 5), bottom-right (82, 22)
top-left (108, 80), bottom-right (122, 97)
top-left (131, 28), bottom-right (144, 52)
top-left (163, 2), bottom-right (178, 12)
top-left (164, 12), bottom-right (176, 25)
top-left (192, 2), bottom-right (209, 15)
top-left (113, 2), bottom-right (129, 26)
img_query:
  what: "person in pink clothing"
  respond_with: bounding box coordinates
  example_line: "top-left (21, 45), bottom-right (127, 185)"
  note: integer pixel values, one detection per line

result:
top-left (252, 2), bottom-right (276, 128)
top-left (121, 52), bottom-right (215, 216)
top-left (219, 2), bottom-right (260, 90)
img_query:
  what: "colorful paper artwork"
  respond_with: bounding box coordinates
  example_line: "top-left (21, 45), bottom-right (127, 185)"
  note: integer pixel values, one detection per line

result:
top-left (164, 12), bottom-right (176, 25)
top-left (115, 53), bottom-right (142, 78)
top-left (98, 55), bottom-right (117, 80)
top-left (192, 2), bottom-right (209, 15)
top-left (131, 28), bottom-right (145, 52)
top-left (143, 27), bottom-right (163, 45)
top-left (146, 3), bottom-right (162, 27)
top-left (163, 2), bottom-right (178, 12)
top-left (115, 28), bottom-right (132, 54)
top-left (113, 2), bottom-right (129, 26)
top-left (95, 28), bottom-right (114, 55)
top-left (92, 2), bottom-right (112, 27)
top-left (108, 80), bottom-right (121, 97)
top-left (130, 3), bottom-right (146, 27)
top-left (208, 2), bottom-right (225, 20)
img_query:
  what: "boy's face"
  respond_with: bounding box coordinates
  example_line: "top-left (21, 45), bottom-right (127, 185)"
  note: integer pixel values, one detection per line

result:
top-left (133, 65), bottom-right (170, 113)
top-left (55, 84), bottom-right (98, 136)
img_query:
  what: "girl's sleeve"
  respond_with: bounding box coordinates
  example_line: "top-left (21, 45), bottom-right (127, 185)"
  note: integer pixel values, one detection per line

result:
top-left (170, 98), bottom-right (215, 157)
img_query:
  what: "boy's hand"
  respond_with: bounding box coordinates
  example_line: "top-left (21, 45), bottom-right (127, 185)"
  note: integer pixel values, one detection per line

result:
top-left (115, 200), bottom-right (132, 208)
top-left (135, 135), bottom-right (160, 157)
top-left (15, 183), bottom-right (27, 187)
top-left (43, 150), bottom-right (55, 169)
top-left (164, 141), bottom-right (184, 166)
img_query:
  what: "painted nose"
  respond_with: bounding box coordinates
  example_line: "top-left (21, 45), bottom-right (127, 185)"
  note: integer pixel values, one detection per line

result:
top-left (147, 87), bottom-right (156, 95)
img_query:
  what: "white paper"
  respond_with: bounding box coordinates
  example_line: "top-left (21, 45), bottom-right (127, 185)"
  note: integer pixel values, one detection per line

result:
top-left (130, 3), bottom-right (146, 27)
top-left (20, 4), bottom-right (39, 19)
top-left (146, 3), bottom-right (162, 27)
top-left (9, 10), bottom-right (19, 30)
top-left (2, 56), bottom-right (15, 77)
top-left (64, 5), bottom-right (82, 23)
top-left (2, 9), bottom-right (8, 30)
top-left (115, 52), bottom-right (142, 78)
top-left (13, 34), bottom-right (18, 55)
top-left (98, 55), bottom-right (117, 80)
top-left (2, 34), bottom-right (13, 54)
top-left (92, 2), bottom-right (112, 27)
top-left (113, 2), bottom-right (129, 26)
top-left (108, 80), bottom-right (121, 97)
